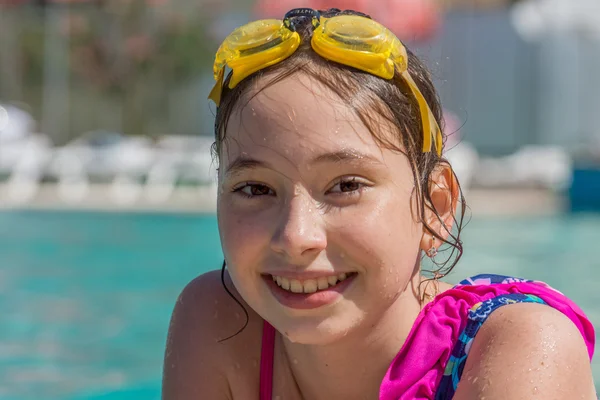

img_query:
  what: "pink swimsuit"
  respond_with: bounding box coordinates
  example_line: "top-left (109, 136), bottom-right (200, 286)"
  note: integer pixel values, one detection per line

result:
top-left (258, 274), bottom-right (595, 399)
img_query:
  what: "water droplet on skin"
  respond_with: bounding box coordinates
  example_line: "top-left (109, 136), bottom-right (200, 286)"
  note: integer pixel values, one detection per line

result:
top-left (532, 386), bottom-right (539, 395)
top-left (293, 359), bottom-right (298, 364)
top-left (481, 381), bottom-right (489, 391)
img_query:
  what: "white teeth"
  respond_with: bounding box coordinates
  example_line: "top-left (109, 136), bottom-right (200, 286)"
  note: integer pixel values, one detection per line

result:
top-left (272, 273), bottom-right (353, 293)
top-left (303, 279), bottom-right (318, 293)
top-left (317, 277), bottom-right (329, 290)
top-left (290, 279), bottom-right (303, 293)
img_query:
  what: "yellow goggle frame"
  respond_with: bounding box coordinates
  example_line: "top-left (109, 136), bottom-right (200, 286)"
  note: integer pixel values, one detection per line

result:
top-left (209, 9), bottom-right (442, 156)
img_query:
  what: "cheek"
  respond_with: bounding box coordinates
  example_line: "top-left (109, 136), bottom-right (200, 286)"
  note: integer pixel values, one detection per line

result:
top-left (332, 191), bottom-right (422, 276)
top-left (217, 202), bottom-right (271, 268)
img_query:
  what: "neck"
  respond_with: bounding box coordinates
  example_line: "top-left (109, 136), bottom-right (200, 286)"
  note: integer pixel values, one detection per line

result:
top-left (281, 273), bottom-right (431, 400)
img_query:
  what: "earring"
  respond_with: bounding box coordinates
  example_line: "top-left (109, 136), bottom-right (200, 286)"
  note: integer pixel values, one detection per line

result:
top-left (426, 237), bottom-right (438, 258)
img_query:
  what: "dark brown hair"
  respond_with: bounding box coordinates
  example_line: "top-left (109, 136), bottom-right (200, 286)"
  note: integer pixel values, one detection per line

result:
top-left (213, 9), bottom-right (466, 339)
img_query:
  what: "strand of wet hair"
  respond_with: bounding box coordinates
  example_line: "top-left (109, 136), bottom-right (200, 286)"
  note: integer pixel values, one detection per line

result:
top-left (218, 260), bottom-right (250, 342)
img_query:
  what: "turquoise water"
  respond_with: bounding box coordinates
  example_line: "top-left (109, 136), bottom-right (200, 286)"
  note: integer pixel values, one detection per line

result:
top-left (0, 210), bottom-right (598, 399)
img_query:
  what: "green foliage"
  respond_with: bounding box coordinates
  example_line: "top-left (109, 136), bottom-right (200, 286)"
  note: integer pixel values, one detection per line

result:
top-left (1, 1), bottom-right (216, 139)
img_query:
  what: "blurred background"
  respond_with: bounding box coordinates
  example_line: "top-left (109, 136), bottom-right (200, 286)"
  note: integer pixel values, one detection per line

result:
top-left (1, 0), bottom-right (599, 398)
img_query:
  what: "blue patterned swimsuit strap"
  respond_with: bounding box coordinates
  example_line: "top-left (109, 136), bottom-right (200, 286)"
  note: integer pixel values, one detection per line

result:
top-left (434, 275), bottom-right (546, 399)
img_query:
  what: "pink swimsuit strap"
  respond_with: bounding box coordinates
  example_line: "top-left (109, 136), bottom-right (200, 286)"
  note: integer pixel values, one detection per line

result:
top-left (259, 321), bottom-right (276, 400)
top-left (258, 275), bottom-right (594, 400)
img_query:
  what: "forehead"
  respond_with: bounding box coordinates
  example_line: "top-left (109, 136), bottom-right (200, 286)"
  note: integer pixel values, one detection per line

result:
top-left (221, 74), bottom-right (399, 165)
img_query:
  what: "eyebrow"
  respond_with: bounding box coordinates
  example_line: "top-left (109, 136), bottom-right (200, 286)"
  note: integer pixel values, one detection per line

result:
top-left (223, 156), bottom-right (273, 177)
top-left (223, 150), bottom-right (382, 177)
top-left (310, 149), bottom-right (382, 165)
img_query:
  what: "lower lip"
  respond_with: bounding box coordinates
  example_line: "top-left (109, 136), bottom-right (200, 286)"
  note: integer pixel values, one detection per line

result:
top-left (263, 274), bottom-right (356, 310)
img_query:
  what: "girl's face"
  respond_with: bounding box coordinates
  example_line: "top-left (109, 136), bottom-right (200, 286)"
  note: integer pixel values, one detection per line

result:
top-left (217, 75), bottom-right (426, 344)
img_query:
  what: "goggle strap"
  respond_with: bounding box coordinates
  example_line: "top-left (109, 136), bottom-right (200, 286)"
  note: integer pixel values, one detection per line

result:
top-left (435, 120), bottom-right (443, 155)
top-left (402, 71), bottom-right (442, 156)
top-left (209, 68), bottom-right (225, 106)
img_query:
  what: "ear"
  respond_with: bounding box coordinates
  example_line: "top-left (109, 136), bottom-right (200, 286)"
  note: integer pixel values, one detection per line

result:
top-left (419, 164), bottom-right (460, 252)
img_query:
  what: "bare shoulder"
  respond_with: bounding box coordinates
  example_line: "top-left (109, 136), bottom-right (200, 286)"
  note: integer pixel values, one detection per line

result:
top-left (162, 269), bottom-right (264, 400)
top-left (454, 302), bottom-right (596, 400)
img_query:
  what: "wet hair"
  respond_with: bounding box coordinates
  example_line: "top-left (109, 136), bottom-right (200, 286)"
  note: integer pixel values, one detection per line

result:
top-left (213, 9), bottom-right (466, 341)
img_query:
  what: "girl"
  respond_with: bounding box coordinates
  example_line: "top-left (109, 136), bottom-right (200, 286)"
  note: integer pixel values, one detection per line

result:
top-left (163, 8), bottom-right (595, 400)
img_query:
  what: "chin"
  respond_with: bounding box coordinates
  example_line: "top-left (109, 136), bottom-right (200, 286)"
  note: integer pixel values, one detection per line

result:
top-left (272, 312), bottom-right (363, 345)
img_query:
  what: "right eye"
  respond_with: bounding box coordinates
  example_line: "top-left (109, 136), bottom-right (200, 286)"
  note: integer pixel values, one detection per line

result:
top-left (232, 182), bottom-right (275, 198)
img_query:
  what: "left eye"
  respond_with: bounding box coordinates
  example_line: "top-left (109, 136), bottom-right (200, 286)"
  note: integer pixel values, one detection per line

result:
top-left (327, 177), bottom-right (366, 194)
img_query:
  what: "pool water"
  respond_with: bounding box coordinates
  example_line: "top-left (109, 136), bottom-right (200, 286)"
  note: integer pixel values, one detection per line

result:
top-left (0, 210), bottom-right (598, 399)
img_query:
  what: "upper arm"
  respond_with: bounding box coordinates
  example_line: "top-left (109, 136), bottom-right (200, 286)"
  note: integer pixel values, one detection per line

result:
top-left (162, 270), bottom-right (232, 400)
top-left (453, 302), bottom-right (596, 400)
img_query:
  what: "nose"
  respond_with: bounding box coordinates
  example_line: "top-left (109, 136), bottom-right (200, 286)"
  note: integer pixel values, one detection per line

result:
top-left (270, 192), bottom-right (327, 260)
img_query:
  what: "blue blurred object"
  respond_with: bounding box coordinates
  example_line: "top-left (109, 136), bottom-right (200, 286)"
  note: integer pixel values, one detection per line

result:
top-left (568, 164), bottom-right (600, 212)
top-left (69, 384), bottom-right (160, 400)
top-left (0, 210), bottom-right (599, 399)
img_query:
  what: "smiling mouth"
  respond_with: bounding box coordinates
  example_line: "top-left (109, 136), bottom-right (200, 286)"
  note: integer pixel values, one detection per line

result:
top-left (269, 273), bottom-right (357, 294)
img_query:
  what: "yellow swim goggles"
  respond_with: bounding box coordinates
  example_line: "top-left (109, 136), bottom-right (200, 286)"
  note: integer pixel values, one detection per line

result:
top-left (209, 8), bottom-right (442, 156)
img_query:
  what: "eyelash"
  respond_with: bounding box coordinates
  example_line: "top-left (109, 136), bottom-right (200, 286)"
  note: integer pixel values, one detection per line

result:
top-left (232, 177), bottom-right (369, 199)
top-left (232, 182), bottom-right (274, 198)
top-left (326, 176), bottom-right (369, 196)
